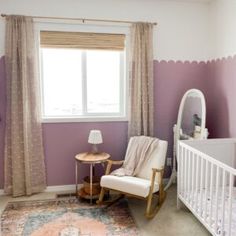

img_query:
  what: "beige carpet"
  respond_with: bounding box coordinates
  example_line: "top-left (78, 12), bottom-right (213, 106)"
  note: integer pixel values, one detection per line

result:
top-left (128, 185), bottom-right (211, 236)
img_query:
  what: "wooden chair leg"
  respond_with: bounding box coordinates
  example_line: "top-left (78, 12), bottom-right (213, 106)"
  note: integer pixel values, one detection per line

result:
top-left (146, 192), bottom-right (154, 217)
top-left (158, 182), bottom-right (166, 205)
top-left (97, 187), bottom-right (105, 205)
top-left (145, 168), bottom-right (166, 219)
top-left (146, 192), bottom-right (166, 219)
top-left (145, 168), bottom-right (158, 218)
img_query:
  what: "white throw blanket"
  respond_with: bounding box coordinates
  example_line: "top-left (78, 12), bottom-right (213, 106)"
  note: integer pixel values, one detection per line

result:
top-left (111, 136), bottom-right (159, 176)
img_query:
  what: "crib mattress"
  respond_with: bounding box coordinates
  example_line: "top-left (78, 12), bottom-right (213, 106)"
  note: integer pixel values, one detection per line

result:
top-left (183, 187), bottom-right (236, 236)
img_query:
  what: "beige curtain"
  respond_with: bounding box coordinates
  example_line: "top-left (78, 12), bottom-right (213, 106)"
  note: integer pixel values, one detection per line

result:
top-left (128, 23), bottom-right (154, 137)
top-left (4, 15), bottom-right (46, 197)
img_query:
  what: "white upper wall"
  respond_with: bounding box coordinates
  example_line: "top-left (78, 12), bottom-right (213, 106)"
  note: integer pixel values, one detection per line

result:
top-left (208, 0), bottom-right (236, 59)
top-left (0, 0), bottom-right (210, 61)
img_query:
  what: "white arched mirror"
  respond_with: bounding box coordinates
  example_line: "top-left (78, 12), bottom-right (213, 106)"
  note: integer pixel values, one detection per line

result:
top-left (165, 89), bottom-right (207, 190)
top-left (176, 89), bottom-right (206, 141)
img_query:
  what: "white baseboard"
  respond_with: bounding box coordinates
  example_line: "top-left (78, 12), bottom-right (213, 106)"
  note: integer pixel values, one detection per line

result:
top-left (0, 184), bottom-right (83, 196)
top-left (45, 184), bottom-right (82, 193)
top-left (0, 179), bottom-right (171, 196)
top-left (46, 179), bottom-right (171, 193)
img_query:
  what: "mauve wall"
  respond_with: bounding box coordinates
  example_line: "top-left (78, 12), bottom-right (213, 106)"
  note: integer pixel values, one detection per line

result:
top-left (0, 56), bottom-right (208, 187)
top-left (206, 56), bottom-right (236, 138)
top-left (154, 60), bottom-right (208, 162)
top-left (43, 122), bottom-right (128, 186)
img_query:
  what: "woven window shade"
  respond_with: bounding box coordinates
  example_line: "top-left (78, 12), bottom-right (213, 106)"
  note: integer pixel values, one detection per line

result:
top-left (40, 31), bottom-right (125, 50)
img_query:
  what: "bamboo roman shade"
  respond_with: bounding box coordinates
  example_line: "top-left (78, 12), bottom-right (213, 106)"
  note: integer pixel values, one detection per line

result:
top-left (40, 31), bottom-right (125, 50)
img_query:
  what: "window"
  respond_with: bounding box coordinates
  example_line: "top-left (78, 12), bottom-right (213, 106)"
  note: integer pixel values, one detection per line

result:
top-left (40, 30), bottom-right (126, 122)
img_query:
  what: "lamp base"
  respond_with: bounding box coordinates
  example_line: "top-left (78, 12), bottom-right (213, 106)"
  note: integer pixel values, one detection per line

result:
top-left (91, 144), bottom-right (99, 154)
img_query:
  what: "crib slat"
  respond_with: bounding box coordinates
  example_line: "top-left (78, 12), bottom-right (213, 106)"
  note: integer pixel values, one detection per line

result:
top-left (214, 166), bottom-right (220, 233)
top-left (228, 173), bottom-right (233, 236)
top-left (191, 151), bottom-right (195, 205)
top-left (220, 169), bottom-right (226, 236)
top-left (177, 145), bottom-right (181, 197)
top-left (185, 149), bottom-right (188, 201)
top-left (188, 149), bottom-right (191, 203)
top-left (195, 154), bottom-right (200, 212)
top-left (194, 153), bottom-right (197, 211)
top-left (200, 157), bottom-right (204, 217)
top-left (181, 146), bottom-right (184, 197)
top-left (181, 146), bottom-right (183, 197)
top-left (184, 148), bottom-right (188, 199)
top-left (209, 162), bottom-right (214, 227)
top-left (204, 160), bottom-right (208, 221)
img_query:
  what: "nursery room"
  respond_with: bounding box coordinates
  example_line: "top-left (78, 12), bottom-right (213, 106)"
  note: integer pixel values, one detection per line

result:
top-left (0, 0), bottom-right (236, 235)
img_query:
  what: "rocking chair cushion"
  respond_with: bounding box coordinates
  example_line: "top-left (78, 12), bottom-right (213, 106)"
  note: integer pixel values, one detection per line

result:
top-left (100, 175), bottom-right (159, 198)
top-left (137, 140), bottom-right (168, 181)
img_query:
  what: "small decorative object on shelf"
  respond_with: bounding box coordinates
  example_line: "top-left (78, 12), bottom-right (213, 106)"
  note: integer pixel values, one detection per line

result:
top-left (88, 130), bottom-right (103, 154)
top-left (193, 125), bottom-right (201, 139)
top-left (193, 113), bottom-right (202, 126)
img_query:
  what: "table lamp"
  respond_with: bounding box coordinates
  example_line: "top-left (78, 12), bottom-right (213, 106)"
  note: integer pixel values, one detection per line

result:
top-left (88, 130), bottom-right (103, 153)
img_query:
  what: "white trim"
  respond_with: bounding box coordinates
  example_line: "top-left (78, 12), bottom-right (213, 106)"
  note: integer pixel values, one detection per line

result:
top-left (44, 184), bottom-right (82, 193)
top-left (0, 178), bottom-right (169, 196)
top-left (182, 138), bottom-right (236, 145)
top-left (0, 179), bottom-right (169, 196)
top-left (81, 50), bottom-right (87, 115)
top-left (41, 116), bottom-right (128, 123)
top-left (45, 180), bottom-right (170, 193)
top-left (36, 22), bottom-right (129, 123)
top-left (124, 34), bottom-right (130, 121)
top-left (0, 184), bottom-right (81, 196)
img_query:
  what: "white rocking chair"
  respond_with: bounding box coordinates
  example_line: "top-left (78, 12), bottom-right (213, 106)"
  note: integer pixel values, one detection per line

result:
top-left (97, 137), bottom-right (168, 218)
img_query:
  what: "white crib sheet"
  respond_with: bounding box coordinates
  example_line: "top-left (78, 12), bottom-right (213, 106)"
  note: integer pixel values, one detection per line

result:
top-left (184, 187), bottom-right (236, 236)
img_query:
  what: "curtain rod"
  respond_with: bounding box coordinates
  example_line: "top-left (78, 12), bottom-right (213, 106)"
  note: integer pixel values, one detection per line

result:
top-left (1, 14), bottom-right (157, 26)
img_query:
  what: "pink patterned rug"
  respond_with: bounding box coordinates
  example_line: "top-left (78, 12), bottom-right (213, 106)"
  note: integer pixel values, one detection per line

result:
top-left (1, 198), bottom-right (139, 236)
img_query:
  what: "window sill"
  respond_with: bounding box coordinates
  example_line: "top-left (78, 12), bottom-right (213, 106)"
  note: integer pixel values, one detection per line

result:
top-left (41, 116), bottom-right (128, 123)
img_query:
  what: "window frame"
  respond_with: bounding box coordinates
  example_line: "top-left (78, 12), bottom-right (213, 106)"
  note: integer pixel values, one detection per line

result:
top-left (35, 21), bottom-right (129, 123)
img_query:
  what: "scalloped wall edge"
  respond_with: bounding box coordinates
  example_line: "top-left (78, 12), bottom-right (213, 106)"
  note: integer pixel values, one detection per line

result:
top-left (156, 54), bottom-right (236, 64)
top-left (1, 55), bottom-right (236, 64)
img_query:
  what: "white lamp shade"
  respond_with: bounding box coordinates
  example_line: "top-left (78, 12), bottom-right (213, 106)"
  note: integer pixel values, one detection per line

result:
top-left (88, 130), bottom-right (103, 144)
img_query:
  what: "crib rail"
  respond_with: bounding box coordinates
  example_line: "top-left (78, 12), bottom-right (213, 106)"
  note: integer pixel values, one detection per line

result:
top-left (177, 141), bottom-right (236, 236)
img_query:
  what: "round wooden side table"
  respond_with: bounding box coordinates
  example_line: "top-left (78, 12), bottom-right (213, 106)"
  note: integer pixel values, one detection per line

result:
top-left (75, 152), bottom-right (110, 204)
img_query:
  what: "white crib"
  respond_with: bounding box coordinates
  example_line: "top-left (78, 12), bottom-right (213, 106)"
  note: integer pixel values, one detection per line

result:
top-left (177, 138), bottom-right (236, 236)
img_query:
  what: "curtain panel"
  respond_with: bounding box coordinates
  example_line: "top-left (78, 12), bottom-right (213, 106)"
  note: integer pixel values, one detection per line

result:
top-left (4, 15), bottom-right (46, 197)
top-left (128, 23), bottom-right (154, 137)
